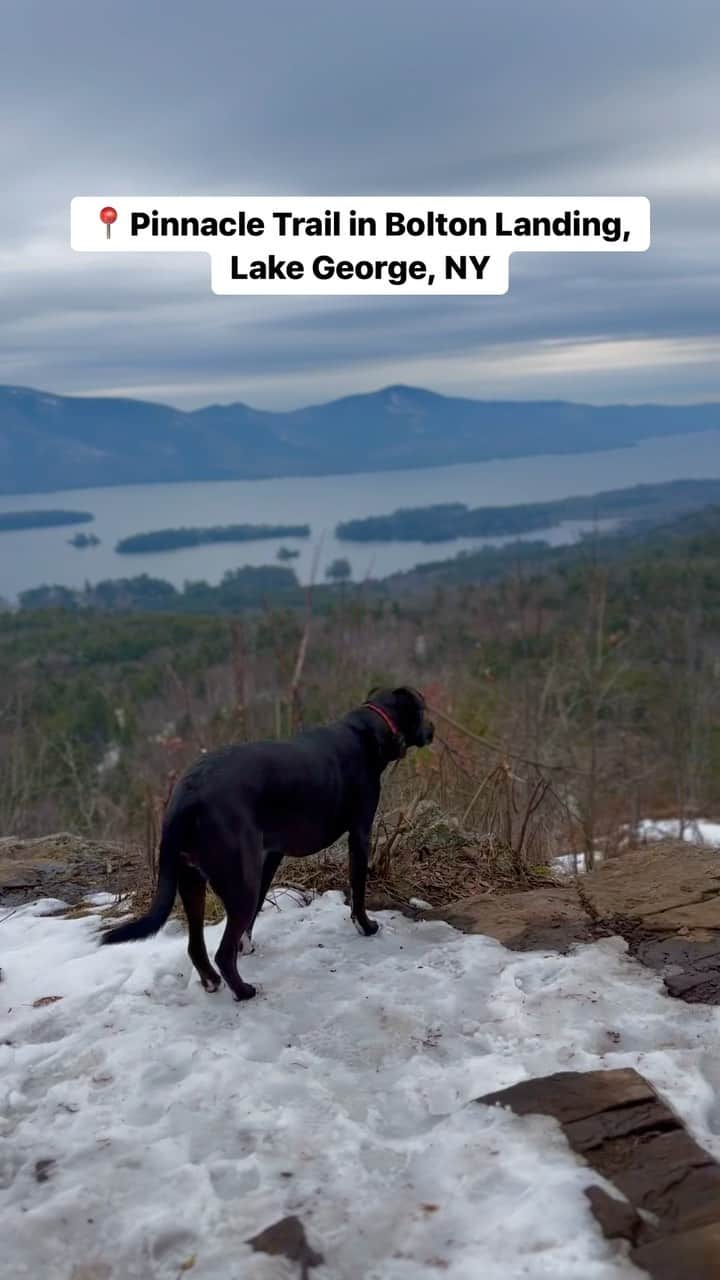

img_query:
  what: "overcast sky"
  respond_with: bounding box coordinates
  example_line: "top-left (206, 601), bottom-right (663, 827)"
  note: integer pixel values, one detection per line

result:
top-left (1, 0), bottom-right (719, 409)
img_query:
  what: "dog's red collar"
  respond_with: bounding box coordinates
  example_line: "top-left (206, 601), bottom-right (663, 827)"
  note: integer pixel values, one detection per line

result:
top-left (363, 702), bottom-right (400, 738)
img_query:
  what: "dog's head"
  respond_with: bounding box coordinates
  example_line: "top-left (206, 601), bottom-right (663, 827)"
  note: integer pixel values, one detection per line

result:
top-left (364, 685), bottom-right (435, 753)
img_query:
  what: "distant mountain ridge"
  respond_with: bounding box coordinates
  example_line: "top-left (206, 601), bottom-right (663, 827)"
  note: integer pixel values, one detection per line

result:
top-left (0, 382), bottom-right (718, 495)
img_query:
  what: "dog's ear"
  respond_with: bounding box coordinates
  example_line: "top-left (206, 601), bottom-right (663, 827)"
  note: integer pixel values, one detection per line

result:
top-left (392, 685), bottom-right (425, 708)
top-left (391, 686), bottom-right (425, 732)
top-left (365, 686), bottom-right (382, 700)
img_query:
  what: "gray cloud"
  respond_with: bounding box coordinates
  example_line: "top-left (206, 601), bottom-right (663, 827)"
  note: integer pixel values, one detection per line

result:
top-left (1, 0), bottom-right (719, 408)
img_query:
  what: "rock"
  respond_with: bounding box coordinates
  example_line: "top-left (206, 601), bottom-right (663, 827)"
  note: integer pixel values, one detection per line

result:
top-left (430, 884), bottom-right (586, 944)
top-left (480, 1067), bottom-right (656, 1126)
top-left (0, 861), bottom-right (47, 890)
top-left (0, 833), bottom-right (135, 907)
top-left (428, 844), bottom-right (720, 1005)
top-left (34, 1158), bottom-right (56, 1183)
top-left (633, 1223), bottom-right (720, 1279)
top-left (664, 970), bottom-right (720, 1003)
top-left (247, 1215), bottom-right (324, 1278)
top-left (583, 1186), bottom-right (644, 1244)
top-left (478, 1067), bottom-right (720, 1278)
top-left (432, 845), bottom-right (720, 940)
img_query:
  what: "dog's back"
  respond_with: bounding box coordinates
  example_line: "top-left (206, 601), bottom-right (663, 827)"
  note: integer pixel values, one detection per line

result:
top-left (166, 722), bottom-right (366, 857)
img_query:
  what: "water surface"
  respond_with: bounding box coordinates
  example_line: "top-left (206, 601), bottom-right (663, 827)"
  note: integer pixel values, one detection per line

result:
top-left (0, 428), bottom-right (718, 600)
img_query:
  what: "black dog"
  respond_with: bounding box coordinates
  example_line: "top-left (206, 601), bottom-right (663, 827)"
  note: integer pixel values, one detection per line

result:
top-left (101, 686), bottom-right (434, 1000)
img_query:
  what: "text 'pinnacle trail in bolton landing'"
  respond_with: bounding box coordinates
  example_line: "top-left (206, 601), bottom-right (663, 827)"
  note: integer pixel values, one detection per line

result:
top-left (71, 196), bottom-right (651, 296)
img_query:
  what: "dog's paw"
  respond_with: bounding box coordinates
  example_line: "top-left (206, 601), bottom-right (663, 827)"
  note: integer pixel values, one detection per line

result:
top-left (232, 981), bottom-right (257, 1002)
top-left (238, 931), bottom-right (255, 956)
top-left (352, 915), bottom-right (379, 937)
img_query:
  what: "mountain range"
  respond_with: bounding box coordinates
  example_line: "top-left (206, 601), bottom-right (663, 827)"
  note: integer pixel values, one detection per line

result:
top-left (1, 383), bottom-right (718, 495)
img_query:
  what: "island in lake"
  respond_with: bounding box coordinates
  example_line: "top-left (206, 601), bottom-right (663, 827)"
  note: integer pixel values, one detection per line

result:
top-left (0, 510), bottom-right (94, 533)
top-left (335, 480), bottom-right (720, 542)
top-left (116, 523), bottom-right (311, 554)
top-left (68, 531), bottom-right (101, 548)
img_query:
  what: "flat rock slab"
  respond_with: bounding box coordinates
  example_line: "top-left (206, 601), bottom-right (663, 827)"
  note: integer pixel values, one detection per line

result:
top-left (479, 1067), bottom-right (720, 1279)
top-left (585, 846), bottom-right (720, 931)
top-left (429, 844), bottom-right (720, 1005)
top-left (0, 833), bottom-right (136, 906)
top-left (631, 1223), bottom-right (720, 1280)
top-left (435, 845), bottom-right (720, 940)
top-left (432, 883), bottom-right (587, 945)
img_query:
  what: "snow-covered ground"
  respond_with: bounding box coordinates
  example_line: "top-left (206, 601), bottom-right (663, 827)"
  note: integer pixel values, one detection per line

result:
top-left (3, 891), bottom-right (720, 1279)
top-left (636, 817), bottom-right (720, 846)
top-left (553, 817), bottom-right (720, 875)
top-left (552, 851), bottom-right (604, 874)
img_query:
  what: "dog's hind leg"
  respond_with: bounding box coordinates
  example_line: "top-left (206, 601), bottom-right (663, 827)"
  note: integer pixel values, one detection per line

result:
top-left (195, 813), bottom-right (261, 1000)
top-left (213, 899), bottom-right (257, 1001)
top-left (207, 859), bottom-right (260, 1001)
top-left (177, 862), bottom-right (221, 993)
top-left (241, 850), bottom-right (283, 953)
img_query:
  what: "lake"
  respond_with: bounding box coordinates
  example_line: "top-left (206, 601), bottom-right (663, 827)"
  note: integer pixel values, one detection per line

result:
top-left (1, 428), bottom-right (719, 600)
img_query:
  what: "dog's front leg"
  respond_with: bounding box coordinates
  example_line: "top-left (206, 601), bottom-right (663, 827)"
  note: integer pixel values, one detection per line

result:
top-left (348, 827), bottom-right (378, 936)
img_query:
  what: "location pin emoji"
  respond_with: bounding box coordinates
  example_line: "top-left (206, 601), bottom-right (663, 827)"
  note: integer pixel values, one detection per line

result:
top-left (100, 206), bottom-right (118, 240)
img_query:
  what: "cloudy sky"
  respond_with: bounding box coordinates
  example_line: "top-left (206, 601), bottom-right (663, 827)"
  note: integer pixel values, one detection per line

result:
top-left (1, 0), bottom-right (719, 409)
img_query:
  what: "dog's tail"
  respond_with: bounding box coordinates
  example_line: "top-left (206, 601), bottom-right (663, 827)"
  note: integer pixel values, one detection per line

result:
top-left (100, 811), bottom-right (186, 946)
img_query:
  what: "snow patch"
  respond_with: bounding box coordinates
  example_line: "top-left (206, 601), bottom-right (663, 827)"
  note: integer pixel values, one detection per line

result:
top-left (636, 818), bottom-right (720, 847)
top-left (552, 851), bottom-right (605, 875)
top-left (2, 891), bottom-right (719, 1277)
